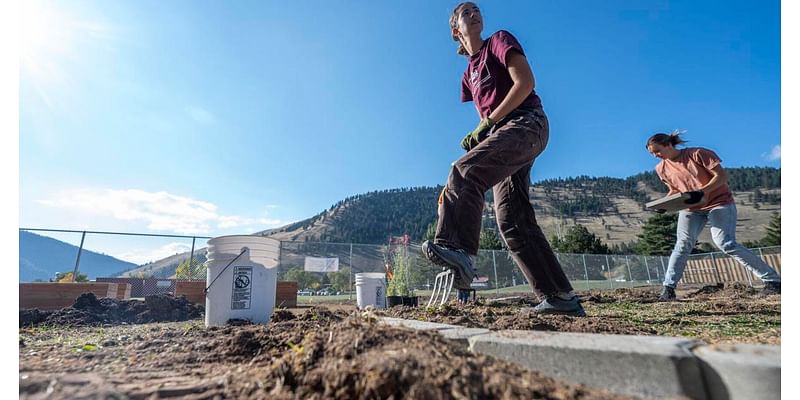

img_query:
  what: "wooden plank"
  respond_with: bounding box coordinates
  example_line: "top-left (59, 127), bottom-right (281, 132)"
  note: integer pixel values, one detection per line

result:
top-left (116, 283), bottom-right (131, 299)
top-left (20, 283), bottom-right (117, 311)
top-left (276, 281), bottom-right (298, 308)
top-left (683, 260), bottom-right (696, 284)
top-left (175, 280), bottom-right (206, 304)
top-left (763, 254), bottom-right (781, 274)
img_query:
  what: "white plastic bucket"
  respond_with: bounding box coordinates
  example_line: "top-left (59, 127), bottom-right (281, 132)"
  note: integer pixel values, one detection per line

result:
top-left (205, 235), bottom-right (280, 327)
top-left (355, 272), bottom-right (387, 309)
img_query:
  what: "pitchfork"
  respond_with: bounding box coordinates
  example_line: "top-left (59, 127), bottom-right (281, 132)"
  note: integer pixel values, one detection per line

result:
top-left (427, 267), bottom-right (455, 307)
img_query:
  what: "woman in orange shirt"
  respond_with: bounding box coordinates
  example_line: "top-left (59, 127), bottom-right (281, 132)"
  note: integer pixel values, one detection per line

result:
top-left (646, 131), bottom-right (780, 300)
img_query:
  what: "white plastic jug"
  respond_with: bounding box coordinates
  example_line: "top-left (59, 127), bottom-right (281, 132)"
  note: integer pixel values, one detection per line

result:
top-left (355, 272), bottom-right (387, 309)
top-left (205, 235), bottom-right (280, 327)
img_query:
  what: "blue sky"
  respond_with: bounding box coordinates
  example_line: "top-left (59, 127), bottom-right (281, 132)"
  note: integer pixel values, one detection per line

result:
top-left (17, 0), bottom-right (781, 263)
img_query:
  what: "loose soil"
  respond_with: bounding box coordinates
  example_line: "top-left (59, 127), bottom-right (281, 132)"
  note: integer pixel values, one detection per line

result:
top-left (21, 305), bottom-right (630, 399)
top-left (19, 283), bottom-right (778, 399)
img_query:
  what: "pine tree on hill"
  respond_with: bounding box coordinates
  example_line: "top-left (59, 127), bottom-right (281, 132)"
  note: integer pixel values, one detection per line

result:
top-left (550, 224), bottom-right (611, 254)
top-left (635, 213), bottom-right (678, 256)
top-left (762, 212), bottom-right (780, 246)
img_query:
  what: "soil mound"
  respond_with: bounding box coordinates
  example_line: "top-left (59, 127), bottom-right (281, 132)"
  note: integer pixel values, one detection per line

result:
top-left (19, 293), bottom-right (204, 327)
top-left (686, 282), bottom-right (758, 299)
top-left (220, 315), bottom-right (631, 399)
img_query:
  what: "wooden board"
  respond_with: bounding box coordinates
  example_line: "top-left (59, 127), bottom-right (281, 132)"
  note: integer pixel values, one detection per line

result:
top-left (20, 283), bottom-right (118, 311)
top-left (276, 281), bottom-right (298, 308)
top-left (175, 280), bottom-right (206, 304)
top-left (645, 192), bottom-right (693, 212)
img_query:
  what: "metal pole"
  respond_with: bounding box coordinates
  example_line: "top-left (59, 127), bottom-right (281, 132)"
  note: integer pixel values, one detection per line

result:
top-left (492, 250), bottom-right (499, 295)
top-left (349, 243), bottom-right (353, 301)
top-left (606, 254), bottom-right (613, 289)
top-left (625, 255), bottom-right (633, 287)
top-left (642, 256), bottom-right (652, 285)
top-left (188, 237), bottom-right (196, 279)
top-left (581, 254), bottom-right (589, 291)
top-left (658, 256), bottom-right (666, 280)
top-left (71, 231), bottom-right (87, 282)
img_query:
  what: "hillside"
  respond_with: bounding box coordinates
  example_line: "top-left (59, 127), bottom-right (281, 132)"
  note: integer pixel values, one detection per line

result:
top-left (19, 231), bottom-right (139, 282)
top-left (268, 167), bottom-right (780, 247)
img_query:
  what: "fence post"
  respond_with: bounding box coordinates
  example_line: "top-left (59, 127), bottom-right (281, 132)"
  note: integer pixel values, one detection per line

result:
top-left (641, 256), bottom-right (652, 285)
top-left (624, 255), bottom-right (633, 287)
top-left (605, 254), bottom-right (612, 289)
top-left (188, 237), bottom-right (196, 278)
top-left (581, 254), bottom-right (589, 290)
top-left (710, 252), bottom-right (723, 284)
top-left (71, 231), bottom-right (87, 282)
top-left (349, 243), bottom-right (353, 301)
top-left (492, 250), bottom-right (499, 295)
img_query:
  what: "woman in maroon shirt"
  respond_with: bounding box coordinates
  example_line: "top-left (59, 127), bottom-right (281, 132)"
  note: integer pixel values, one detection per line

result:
top-left (421, 2), bottom-right (584, 316)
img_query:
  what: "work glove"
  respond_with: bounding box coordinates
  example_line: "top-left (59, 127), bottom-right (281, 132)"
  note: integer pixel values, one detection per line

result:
top-left (684, 191), bottom-right (705, 205)
top-left (460, 117), bottom-right (495, 151)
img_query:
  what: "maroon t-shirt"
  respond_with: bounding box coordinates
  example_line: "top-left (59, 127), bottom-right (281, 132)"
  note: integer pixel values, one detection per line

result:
top-left (460, 30), bottom-right (542, 118)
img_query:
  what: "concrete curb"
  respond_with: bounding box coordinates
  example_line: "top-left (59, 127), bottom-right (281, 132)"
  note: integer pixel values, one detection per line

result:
top-left (378, 317), bottom-right (780, 400)
top-left (693, 343), bottom-right (780, 400)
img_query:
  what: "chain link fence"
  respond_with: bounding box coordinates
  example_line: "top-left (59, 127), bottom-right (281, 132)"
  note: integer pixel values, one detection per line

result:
top-left (19, 228), bottom-right (781, 299)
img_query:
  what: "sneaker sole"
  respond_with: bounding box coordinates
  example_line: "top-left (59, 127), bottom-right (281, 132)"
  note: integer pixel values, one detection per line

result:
top-left (422, 242), bottom-right (474, 289)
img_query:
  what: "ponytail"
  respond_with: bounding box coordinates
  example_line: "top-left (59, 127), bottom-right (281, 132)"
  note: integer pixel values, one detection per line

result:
top-left (646, 130), bottom-right (687, 149)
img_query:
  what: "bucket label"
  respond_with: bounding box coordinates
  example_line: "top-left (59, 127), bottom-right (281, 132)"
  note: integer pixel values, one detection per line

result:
top-left (231, 266), bottom-right (252, 310)
top-left (375, 285), bottom-right (384, 308)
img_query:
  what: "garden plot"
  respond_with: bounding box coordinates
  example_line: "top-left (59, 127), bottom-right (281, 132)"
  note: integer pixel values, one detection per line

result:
top-left (19, 283), bottom-right (778, 399)
top-left (20, 304), bottom-right (631, 399)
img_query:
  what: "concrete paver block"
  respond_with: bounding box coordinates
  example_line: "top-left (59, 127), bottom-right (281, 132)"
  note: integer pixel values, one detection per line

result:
top-left (468, 330), bottom-right (707, 400)
top-left (693, 343), bottom-right (780, 400)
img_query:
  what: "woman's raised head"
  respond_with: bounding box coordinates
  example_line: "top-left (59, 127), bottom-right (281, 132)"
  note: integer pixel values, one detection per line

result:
top-left (450, 2), bottom-right (482, 56)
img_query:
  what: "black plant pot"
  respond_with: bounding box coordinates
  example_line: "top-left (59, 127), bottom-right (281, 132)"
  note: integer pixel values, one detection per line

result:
top-left (387, 295), bottom-right (404, 308)
top-left (401, 296), bottom-right (419, 307)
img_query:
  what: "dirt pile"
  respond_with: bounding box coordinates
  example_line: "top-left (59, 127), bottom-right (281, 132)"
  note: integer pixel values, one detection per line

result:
top-left (241, 316), bottom-right (630, 400)
top-left (685, 282), bottom-right (759, 299)
top-left (19, 293), bottom-right (204, 327)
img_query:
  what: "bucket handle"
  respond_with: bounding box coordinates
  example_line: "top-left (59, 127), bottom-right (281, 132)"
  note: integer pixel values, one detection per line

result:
top-left (204, 248), bottom-right (248, 295)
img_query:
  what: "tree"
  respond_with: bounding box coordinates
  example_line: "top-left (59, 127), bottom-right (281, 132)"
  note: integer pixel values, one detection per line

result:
top-left (479, 228), bottom-right (504, 250)
top-left (634, 213), bottom-right (678, 255)
top-left (175, 258), bottom-right (206, 279)
top-left (327, 267), bottom-right (351, 293)
top-left (762, 212), bottom-right (780, 246)
top-left (550, 224), bottom-right (610, 254)
top-left (283, 266), bottom-right (321, 290)
top-left (386, 246), bottom-right (414, 296)
top-left (53, 271), bottom-right (89, 282)
top-left (423, 221), bottom-right (436, 242)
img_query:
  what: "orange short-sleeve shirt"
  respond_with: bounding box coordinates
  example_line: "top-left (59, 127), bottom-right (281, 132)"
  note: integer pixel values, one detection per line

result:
top-left (654, 147), bottom-right (734, 211)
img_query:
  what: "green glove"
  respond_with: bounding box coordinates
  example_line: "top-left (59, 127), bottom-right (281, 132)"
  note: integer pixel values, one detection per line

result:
top-left (460, 117), bottom-right (495, 151)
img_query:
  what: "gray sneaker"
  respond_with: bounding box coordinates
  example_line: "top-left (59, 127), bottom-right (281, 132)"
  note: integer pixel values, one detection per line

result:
top-left (422, 240), bottom-right (476, 290)
top-left (532, 295), bottom-right (586, 317)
